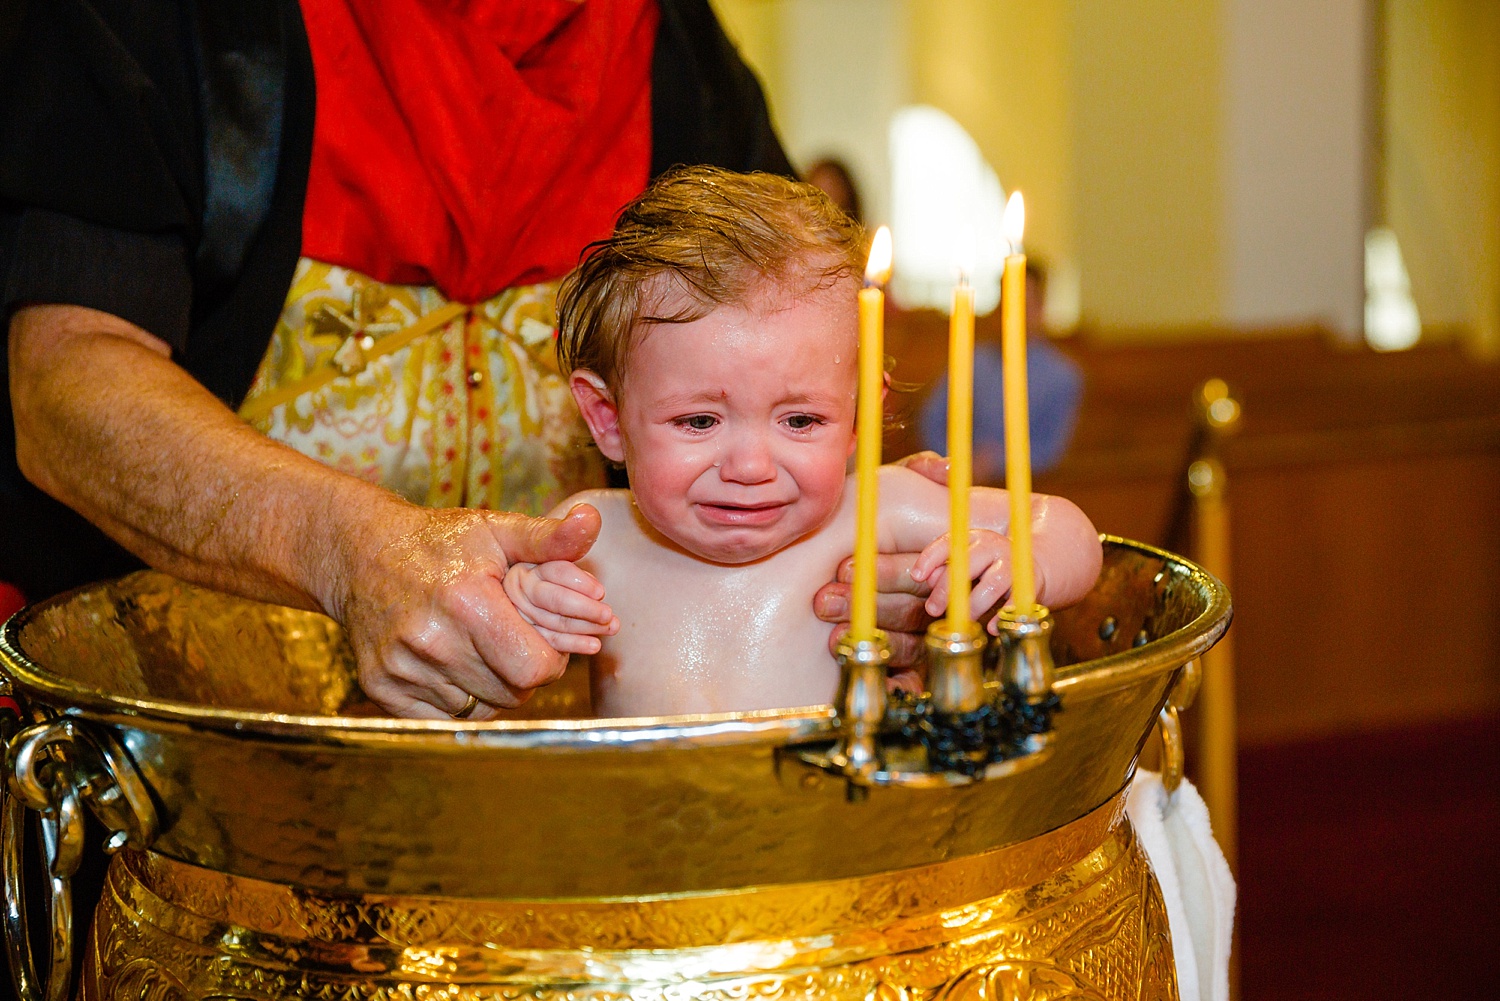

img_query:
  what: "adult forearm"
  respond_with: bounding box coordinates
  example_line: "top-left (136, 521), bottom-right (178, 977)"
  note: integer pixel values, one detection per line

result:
top-left (10, 305), bottom-right (604, 719)
top-left (8, 305), bottom-right (398, 612)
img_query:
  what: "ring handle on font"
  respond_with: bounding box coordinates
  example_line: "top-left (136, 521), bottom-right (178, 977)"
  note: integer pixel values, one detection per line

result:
top-left (3, 716), bottom-right (162, 1001)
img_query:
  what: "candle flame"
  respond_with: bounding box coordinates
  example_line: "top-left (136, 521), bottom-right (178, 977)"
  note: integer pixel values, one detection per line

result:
top-left (1003, 191), bottom-right (1025, 254)
top-left (865, 226), bottom-right (893, 286)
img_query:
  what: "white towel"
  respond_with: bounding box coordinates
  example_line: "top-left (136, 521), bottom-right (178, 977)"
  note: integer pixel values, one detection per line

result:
top-left (1126, 770), bottom-right (1236, 1001)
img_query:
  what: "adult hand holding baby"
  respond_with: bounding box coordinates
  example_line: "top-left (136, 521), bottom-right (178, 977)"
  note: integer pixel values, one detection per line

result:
top-left (812, 450), bottom-right (949, 669)
top-left (8, 305), bottom-right (602, 723)
top-left (328, 503), bottom-right (606, 721)
top-left (503, 506), bottom-right (620, 657)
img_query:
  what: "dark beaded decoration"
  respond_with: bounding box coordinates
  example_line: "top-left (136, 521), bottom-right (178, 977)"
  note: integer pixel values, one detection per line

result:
top-left (890, 689), bottom-right (1062, 778)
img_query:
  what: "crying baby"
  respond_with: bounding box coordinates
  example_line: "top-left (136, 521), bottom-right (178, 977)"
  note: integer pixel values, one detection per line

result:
top-left (504, 167), bottom-right (1102, 718)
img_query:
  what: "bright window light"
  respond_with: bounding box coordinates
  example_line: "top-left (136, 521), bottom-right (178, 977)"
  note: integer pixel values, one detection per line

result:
top-left (1364, 227), bottom-right (1421, 352)
top-left (888, 106), bottom-right (1006, 315)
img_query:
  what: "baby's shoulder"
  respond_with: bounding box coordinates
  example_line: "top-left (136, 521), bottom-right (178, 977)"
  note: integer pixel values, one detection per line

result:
top-left (556, 489), bottom-right (669, 568)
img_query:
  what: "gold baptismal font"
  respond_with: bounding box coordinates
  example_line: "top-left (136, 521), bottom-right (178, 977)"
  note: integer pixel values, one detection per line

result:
top-left (0, 537), bottom-right (1227, 1000)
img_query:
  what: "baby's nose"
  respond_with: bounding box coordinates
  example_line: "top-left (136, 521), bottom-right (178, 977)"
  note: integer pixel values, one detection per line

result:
top-left (718, 432), bottom-right (777, 484)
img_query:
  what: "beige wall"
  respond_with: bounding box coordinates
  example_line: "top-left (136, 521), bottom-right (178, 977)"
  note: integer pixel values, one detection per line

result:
top-left (1224, 0), bottom-right (1367, 337)
top-left (710, 0), bottom-right (783, 113)
top-left (1069, 0), bottom-right (1225, 331)
top-left (713, 0), bottom-right (907, 226)
top-left (1384, 0), bottom-right (1500, 356)
top-left (905, 1), bottom-right (1074, 283)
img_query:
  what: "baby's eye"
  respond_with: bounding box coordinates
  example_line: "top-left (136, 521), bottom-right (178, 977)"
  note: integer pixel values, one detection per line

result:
top-left (784, 414), bottom-right (826, 431)
top-left (675, 414), bottom-right (718, 432)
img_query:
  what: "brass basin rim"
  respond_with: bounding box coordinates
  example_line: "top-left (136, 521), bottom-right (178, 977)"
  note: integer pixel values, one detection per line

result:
top-left (1054, 536), bottom-right (1232, 700)
top-left (0, 536), bottom-right (1229, 750)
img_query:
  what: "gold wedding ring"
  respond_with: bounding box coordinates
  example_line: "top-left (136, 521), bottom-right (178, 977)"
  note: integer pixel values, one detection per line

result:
top-left (451, 694), bottom-right (480, 720)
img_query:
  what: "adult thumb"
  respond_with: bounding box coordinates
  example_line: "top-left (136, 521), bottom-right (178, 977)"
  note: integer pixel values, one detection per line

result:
top-left (895, 450), bottom-right (950, 486)
top-left (488, 504), bottom-right (602, 565)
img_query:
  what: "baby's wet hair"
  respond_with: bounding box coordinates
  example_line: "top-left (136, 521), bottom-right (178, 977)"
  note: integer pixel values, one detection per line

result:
top-left (557, 166), bottom-right (866, 393)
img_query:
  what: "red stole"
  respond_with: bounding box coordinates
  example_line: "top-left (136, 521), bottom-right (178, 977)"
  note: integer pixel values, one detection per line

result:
top-left (299, 0), bottom-right (658, 303)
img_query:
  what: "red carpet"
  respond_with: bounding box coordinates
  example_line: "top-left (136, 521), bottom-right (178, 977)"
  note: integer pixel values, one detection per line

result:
top-left (1238, 715), bottom-right (1499, 1000)
top-left (0, 583), bottom-right (24, 622)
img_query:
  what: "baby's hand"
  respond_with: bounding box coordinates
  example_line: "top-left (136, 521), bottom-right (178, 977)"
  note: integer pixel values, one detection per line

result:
top-left (503, 561), bottom-right (619, 656)
top-left (910, 529), bottom-right (1014, 634)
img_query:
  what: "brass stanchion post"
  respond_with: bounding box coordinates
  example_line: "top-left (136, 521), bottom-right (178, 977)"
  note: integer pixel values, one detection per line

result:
top-left (1190, 454), bottom-right (1238, 870)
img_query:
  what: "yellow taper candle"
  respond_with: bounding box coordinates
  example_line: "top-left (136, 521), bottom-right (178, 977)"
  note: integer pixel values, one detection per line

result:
top-left (851, 226), bottom-right (893, 642)
top-left (946, 278), bottom-right (976, 631)
top-left (1001, 192), bottom-right (1036, 612)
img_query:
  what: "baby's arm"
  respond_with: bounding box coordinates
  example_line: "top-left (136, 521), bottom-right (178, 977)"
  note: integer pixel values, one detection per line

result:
top-left (503, 501), bottom-right (620, 655)
top-left (879, 465), bottom-right (1103, 625)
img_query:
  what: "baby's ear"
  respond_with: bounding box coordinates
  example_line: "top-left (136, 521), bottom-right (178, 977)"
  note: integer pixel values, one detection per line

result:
top-left (570, 370), bottom-right (625, 463)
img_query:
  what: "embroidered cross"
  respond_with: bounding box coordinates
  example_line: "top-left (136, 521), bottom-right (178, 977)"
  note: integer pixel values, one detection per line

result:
top-left (312, 286), bottom-right (404, 376)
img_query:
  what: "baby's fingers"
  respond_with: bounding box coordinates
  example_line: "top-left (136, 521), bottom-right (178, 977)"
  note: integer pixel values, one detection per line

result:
top-left (974, 559), bottom-right (1014, 625)
top-left (962, 531), bottom-right (1012, 618)
top-left (525, 583), bottom-right (619, 634)
top-left (525, 574), bottom-right (615, 627)
top-left (535, 626), bottom-right (607, 656)
top-left (922, 531), bottom-right (1013, 619)
top-left (532, 560), bottom-right (606, 601)
top-left (911, 535), bottom-right (953, 584)
top-left (923, 566), bottom-right (952, 618)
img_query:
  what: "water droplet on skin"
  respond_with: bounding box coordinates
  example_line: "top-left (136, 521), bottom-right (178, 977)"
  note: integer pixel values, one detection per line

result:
top-left (833, 354), bottom-right (841, 364)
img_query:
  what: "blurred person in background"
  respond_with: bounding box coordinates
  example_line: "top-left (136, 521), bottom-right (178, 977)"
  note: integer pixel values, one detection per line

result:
top-left (805, 158), bottom-right (864, 224)
top-left (920, 260), bottom-right (1082, 480)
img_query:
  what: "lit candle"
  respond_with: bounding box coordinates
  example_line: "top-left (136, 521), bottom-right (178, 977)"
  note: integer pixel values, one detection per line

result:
top-left (851, 226), bottom-right (893, 642)
top-left (1001, 191), bottom-right (1036, 613)
top-left (946, 275), bottom-right (976, 631)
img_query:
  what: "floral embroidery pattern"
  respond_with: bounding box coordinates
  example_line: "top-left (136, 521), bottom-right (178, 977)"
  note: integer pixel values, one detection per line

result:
top-left (241, 260), bottom-right (604, 514)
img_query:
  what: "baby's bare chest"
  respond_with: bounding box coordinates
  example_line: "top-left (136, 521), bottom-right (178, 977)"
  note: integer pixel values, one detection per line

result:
top-left (610, 567), bottom-right (831, 661)
top-left (587, 546), bottom-right (846, 716)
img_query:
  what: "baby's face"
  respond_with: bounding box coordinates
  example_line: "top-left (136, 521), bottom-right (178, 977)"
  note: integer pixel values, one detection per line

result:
top-left (598, 277), bottom-right (859, 564)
